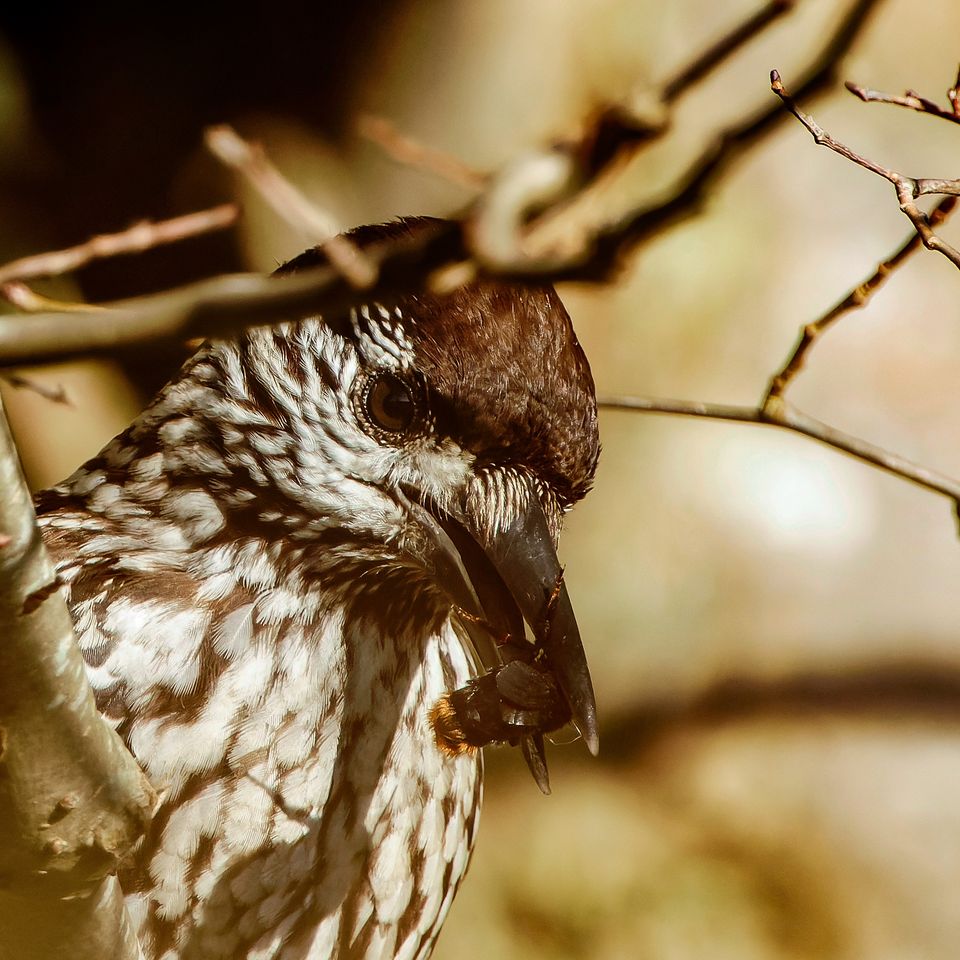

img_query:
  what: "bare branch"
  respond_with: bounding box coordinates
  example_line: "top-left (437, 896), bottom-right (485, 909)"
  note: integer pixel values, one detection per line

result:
top-left (1, 281), bottom-right (107, 313)
top-left (0, 372), bottom-right (71, 406)
top-left (772, 70), bottom-right (960, 269)
top-left (496, 0), bottom-right (887, 276)
top-left (0, 396), bottom-right (155, 957)
top-left (662, 0), bottom-right (796, 102)
top-left (598, 661), bottom-right (960, 764)
top-left (845, 78), bottom-right (960, 125)
top-left (764, 196), bottom-right (958, 402)
top-left (357, 115), bottom-right (487, 191)
top-left (598, 394), bottom-right (960, 503)
top-left (0, 220), bottom-right (466, 366)
top-left (205, 124), bottom-right (376, 288)
top-left (0, 204), bottom-right (239, 286)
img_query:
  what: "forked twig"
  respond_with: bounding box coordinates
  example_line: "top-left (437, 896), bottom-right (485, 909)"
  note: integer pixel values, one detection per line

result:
top-left (772, 70), bottom-right (960, 270)
top-left (600, 184), bottom-right (960, 510)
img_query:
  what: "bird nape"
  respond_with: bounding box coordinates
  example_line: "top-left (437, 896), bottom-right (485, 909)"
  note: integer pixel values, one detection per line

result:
top-left (36, 217), bottom-right (601, 960)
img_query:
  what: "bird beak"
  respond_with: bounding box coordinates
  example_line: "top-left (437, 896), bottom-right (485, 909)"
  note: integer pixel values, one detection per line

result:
top-left (399, 482), bottom-right (599, 773)
top-left (470, 496), bottom-right (599, 757)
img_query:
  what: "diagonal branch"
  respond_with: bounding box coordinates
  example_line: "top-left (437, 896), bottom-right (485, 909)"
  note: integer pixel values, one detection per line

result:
top-left (771, 70), bottom-right (960, 269)
top-left (764, 195), bottom-right (958, 403)
top-left (661, 0), bottom-right (797, 103)
top-left (0, 371), bottom-right (71, 406)
top-left (0, 204), bottom-right (239, 287)
top-left (205, 125), bottom-right (376, 288)
top-left (357, 115), bottom-right (488, 191)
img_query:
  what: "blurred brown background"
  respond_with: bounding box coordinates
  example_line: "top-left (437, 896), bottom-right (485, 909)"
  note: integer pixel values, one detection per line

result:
top-left (3, 2), bottom-right (960, 957)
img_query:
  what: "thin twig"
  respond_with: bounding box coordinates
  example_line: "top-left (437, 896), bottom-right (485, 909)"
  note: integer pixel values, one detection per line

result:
top-left (598, 394), bottom-right (960, 503)
top-left (357, 115), bottom-right (487, 191)
top-left (772, 70), bottom-right (960, 270)
top-left (0, 220), bottom-right (466, 366)
top-left (1, 281), bottom-right (107, 314)
top-left (0, 372), bottom-right (71, 406)
top-left (0, 204), bottom-right (239, 286)
top-left (204, 124), bottom-right (376, 288)
top-left (764, 196), bottom-right (958, 402)
top-left (845, 79), bottom-right (960, 125)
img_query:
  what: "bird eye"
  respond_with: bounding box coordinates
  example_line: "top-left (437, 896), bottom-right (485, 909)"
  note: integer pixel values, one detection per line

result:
top-left (365, 373), bottom-right (419, 433)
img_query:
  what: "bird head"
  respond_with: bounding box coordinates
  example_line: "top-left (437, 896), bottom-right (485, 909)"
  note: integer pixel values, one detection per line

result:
top-left (141, 217), bottom-right (600, 780)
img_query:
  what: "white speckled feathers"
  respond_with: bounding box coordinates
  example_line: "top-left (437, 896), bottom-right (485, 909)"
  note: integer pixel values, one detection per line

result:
top-left (38, 314), bottom-right (485, 959)
top-left (36, 217), bottom-right (600, 960)
top-left (42, 496), bottom-right (482, 960)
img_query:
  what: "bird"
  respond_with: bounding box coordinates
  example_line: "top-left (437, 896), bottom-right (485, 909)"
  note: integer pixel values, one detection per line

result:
top-left (35, 217), bottom-right (600, 960)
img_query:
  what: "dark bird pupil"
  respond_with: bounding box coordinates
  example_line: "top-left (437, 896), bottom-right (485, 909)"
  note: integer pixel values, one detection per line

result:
top-left (368, 374), bottom-right (416, 432)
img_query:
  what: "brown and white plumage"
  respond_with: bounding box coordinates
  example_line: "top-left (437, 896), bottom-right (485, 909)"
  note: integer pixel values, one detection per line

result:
top-left (36, 218), bottom-right (600, 960)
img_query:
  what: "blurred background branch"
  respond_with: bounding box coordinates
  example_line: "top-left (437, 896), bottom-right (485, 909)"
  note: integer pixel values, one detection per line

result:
top-left (0, 0), bottom-right (890, 364)
top-left (600, 659), bottom-right (960, 763)
top-left (204, 124), bottom-right (376, 286)
top-left (0, 204), bottom-right (238, 287)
